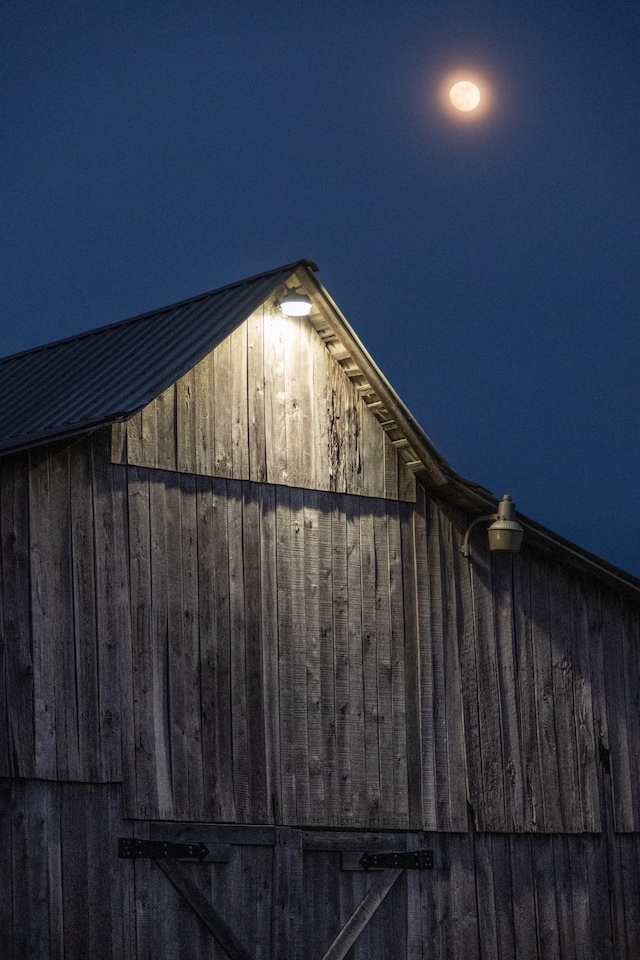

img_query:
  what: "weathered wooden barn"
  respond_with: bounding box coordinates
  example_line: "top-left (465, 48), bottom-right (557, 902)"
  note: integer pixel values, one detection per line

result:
top-left (1, 258), bottom-right (639, 959)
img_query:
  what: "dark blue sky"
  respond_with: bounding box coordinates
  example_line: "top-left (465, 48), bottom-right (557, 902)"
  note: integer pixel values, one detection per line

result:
top-left (2, 0), bottom-right (639, 575)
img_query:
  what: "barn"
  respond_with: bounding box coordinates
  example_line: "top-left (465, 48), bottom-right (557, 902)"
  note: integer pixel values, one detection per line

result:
top-left (1, 258), bottom-right (639, 959)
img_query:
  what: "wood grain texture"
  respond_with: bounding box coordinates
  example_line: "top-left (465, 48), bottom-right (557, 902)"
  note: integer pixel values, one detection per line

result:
top-left (0, 454), bottom-right (34, 778)
top-left (6, 415), bottom-right (640, 852)
top-left (3, 786), bottom-right (640, 958)
top-left (321, 867), bottom-right (403, 960)
top-left (117, 307), bottom-right (416, 500)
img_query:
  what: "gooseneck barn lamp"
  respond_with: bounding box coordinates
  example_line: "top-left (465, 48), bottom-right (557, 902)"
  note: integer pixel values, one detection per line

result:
top-left (461, 494), bottom-right (524, 558)
top-left (278, 287), bottom-right (313, 317)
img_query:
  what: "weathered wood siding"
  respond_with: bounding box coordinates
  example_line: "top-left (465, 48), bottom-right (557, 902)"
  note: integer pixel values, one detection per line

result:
top-left (0, 434), bottom-right (127, 783)
top-left (2, 779), bottom-right (640, 960)
top-left (1, 431), bottom-right (640, 833)
top-left (123, 464), bottom-right (467, 828)
top-left (111, 305), bottom-right (416, 501)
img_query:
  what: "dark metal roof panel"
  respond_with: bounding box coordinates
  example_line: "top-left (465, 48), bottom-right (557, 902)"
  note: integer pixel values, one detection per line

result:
top-left (0, 261), bottom-right (306, 454)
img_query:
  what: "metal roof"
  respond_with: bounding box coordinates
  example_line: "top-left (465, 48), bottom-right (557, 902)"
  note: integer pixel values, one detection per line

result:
top-left (0, 260), bottom-right (311, 454)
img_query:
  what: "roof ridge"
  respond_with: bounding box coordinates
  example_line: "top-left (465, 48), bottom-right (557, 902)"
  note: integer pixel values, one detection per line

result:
top-left (0, 258), bottom-right (316, 365)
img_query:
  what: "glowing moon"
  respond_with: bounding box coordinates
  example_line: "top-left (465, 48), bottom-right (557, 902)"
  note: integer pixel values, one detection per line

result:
top-left (449, 80), bottom-right (481, 112)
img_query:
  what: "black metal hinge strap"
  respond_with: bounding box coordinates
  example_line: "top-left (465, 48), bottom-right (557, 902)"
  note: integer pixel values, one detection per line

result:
top-left (118, 838), bottom-right (209, 861)
top-left (359, 850), bottom-right (434, 870)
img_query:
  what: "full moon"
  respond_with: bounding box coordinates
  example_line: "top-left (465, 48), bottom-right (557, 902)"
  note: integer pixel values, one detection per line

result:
top-left (449, 80), bottom-right (481, 112)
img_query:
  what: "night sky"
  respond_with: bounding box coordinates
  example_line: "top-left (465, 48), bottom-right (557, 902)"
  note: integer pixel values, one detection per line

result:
top-left (1, 0), bottom-right (639, 576)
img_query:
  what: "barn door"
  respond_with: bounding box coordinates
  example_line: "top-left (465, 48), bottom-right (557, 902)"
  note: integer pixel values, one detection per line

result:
top-left (122, 825), bottom-right (433, 959)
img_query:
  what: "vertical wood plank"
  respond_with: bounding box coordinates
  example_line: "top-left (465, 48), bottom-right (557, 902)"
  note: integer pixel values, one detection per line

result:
top-left (1, 454), bottom-right (35, 778)
top-left (260, 481), bottom-right (281, 824)
top-left (400, 501), bottom-right (422, 830)
top-left (304, 489), bottom-right (325, 824)
top-left (473, 834), bottom-right (500, 960)
top-left (155, 384), bottom-right (177, 472)
top-left (373, 505), bottom-right (395, 827)
top-left (62, 784), bottom-right (91, 956)
top-left (318, 490), bottom-right (337, 824)
top-left (126, 410), bottom-right (144, 466)
top-left (165, 472), bottom-right (189, 819)
top-left (531, 835), bottom-right (561, 959)
top-left (620, 835), bottom-right (640, 958)
top-left (243, 482), bottom-right (268, 823)
top-left (194, 351), bottom-right (215, 476)
top-left (469, 539), bottom-right (504, 830)
top-left (569, 575), bottom-right (600, 831)
top-left (548, 564), bottom-right (581, 831)
top-left (388, 500), bottom-right (409, 826)
top-left (177, 369), bottom-right (198, 473)
top-left (85, 785), bottom-right (115, 957)
top-left (436, 503), bottom-right (468, 832)
top-left (140, 399), bottom-right (159, 470)
top-left (346, 494), bottom-right (366, 824)
top-left (359, 400), bottom-right (384, 498)
top-left (298, 318), bottom-right (316, 488)
top-left (195, 474), bottom-right (215, 821)
top-left (51, 446), bottom-right (81, 781)
top-left (29, 448), bottom-right (72, 780)
top-left (92, 433), bottom-right (127, 785)
top-left (383, 435), bottom-right (399, 501)
top-left (456, 521), bottom-right (484, 831)
top-left (128, 467), bottom-right (156, 817)
top-left (108, 784), bottom-right (136, 960)
top-left (553, 835), bottom-right (578, 960)
top-left (398, 459), bottom-right (416, 503)
top-left (264, 310), bottom-right (288, 487)
top-left (512, 550), bottom-right (543, 832)
top-left (228, 478), bottom-right (249, 821)
top-left (181, 473), bottom-right (204, 819)
top-left (601, 592), bottom-right (634, 831)
top-left (331, 495), bottom-right (352, 824)
top-left (360, 505), bottom-right (381, 824)
top-left (621, 601), bottom-right (640, 830)
top-left (290, 486), bottom-right (310, 824)
top-left (284, 317), bottom-right (304, 488)
top-left (329, 359), bottom-right (347, 493)
top-left (450, 830), bottom-right (479, 960)
top-left (415, 491), bottom-right (436, 831)
top-left (312, 324), bottom-right (331, 494)
top-left (529, 553), bottom-right (563, 832)
top-left (213, 335), bottom-right (233, 478)
top-left (201, 476), bottom-right (235, 822)
top-left (492, 834), bottom-right (516, 960)
top-left (70, 438), bottom-right (100, 782)
top-left (229, 323), bottom-right (249, 480)
top-left (276, 484), bottom-right (296, 824)
top-left (272, 828), bottom-right (303, 958)
top-left (492, 552), bottom-right (526, 831)
top-left (247, 306), bottom-right (267, 483)
top-left (510, 836), bottom-right (537, 960)
top-left (149, 472), bottom-right (174, 818)
top-left (110, 420), bottom-right (127, 463)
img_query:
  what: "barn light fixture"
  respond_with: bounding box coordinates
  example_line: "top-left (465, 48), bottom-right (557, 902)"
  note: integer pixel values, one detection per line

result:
top-left (461, 494), bottom-right (524, 558)
top-left (278, 288), bottom-right (313, 317)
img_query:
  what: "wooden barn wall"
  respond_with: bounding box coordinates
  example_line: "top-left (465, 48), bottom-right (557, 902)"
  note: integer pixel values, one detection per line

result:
top-left (430, 496), bottom-right (640, 834)
top-left (110, 305), bottom-right (417, 501)
top-left (0, 434), bottom-right (127, 784)
top-left (123, 462), bottom-right (467, 829)
top-left (3, 779), bottom-right (640, 960)
top-left (2, 432), bottom-right (640, 835)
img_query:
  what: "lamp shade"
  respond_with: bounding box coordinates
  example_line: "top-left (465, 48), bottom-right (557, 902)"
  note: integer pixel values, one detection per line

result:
top-left (279, 289), bottom-right (312, 317)
top-left (487, 495), bottom-right (524, 552)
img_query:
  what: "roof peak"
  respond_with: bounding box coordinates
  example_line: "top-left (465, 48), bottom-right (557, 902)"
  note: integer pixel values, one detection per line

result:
top-left (0, 258), bottom-right (317, 366)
